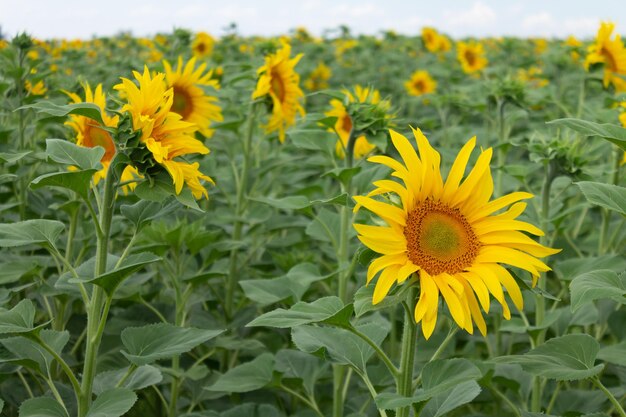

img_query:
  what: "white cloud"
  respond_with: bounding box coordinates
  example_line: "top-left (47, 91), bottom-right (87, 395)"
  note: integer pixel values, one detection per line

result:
top-left (445, 1), bottom-right (497, 27)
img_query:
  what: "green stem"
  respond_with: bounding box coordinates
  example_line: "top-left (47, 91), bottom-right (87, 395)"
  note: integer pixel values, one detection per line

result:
top-left (115, 364), bottom-right (138, 388)
top-left (397, 288), bottom-right (418, 417)
top-left (413, 326), bottom-right (458, 389)
top-left (338, 128), bottom-right (358, 303)
top-left (348, 326), bottom-right (399, 377)
top-left (358, 370), bottom-right (389, 417)
top-left (225, 102), bottom-right (257, 318)
top-left (495, 99), bottom-right (508, 197)
top-left (332, 365), bottom-right (346, 417)
top-left (28, 333), bottom-right (81, 397)
top-left (598, 148), bottom-right (621, 254)
top-left (592, 377), bottom-right (626, 417)
top-left (78, 162), bottom-right (117, 417)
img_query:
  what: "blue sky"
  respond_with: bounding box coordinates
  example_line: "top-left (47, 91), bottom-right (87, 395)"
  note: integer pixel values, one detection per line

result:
top-left (1, 0), bottom-right (625, 39)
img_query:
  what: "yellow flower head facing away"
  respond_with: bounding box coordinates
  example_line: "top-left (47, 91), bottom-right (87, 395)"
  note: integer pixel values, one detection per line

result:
top-left (252, 40), bottom-right (305, 142)
top-left (192, 32), bottom-right (215, 58)
top-left (325, 85), bottom-right (384, 160)
top-left (163, 56), bottom-right (223, 138)
top-left (404, 70), bottom-right (437, 96)
top-left (585, 22), bottom-right (626, 92)
top-left (354, 128), bottom-right (560, 339)
top-left (114, 66), bottom-right (214, 199)
top-left (457, 41), bottom-right (488, 74)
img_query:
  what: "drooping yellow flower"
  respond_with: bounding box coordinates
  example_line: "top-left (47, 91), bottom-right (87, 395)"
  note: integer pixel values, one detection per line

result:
top-left (25, 80), bottom-right (47, 96)
top-left (115, 67), bottom-right (214, 199)
top-left (325, 85), bottom-right (382, 159)
top-left (304, 62), bottom-right (332, 91)
top-left (65, 83), bottom-right (141, 190)
top-left (163, 56), bottom-right (223, 138)
top-left (585, 22), bottom-right (626, 92)
top-left (404, 70), bottom-right (437, 96)
top-left (422, 27), bottom-right (451, 53)
top-left (354, 128), bottom-right (559, 339)
top-left (457, 41), bottom-right (488, 74)
top-left (252, 40), bottom-right (305, 142)
top-left (192, 32), bottom-right (215, 58)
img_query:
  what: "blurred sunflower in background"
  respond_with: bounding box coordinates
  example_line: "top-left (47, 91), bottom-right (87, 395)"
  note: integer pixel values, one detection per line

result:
top-left (304, 62), bottom-right (332, 91)
top-left (354, 128), bottom-right (559, 339)
top-left (164, 56), bottom-right (223, 138)
top-left (115, 67), bottom-right (214, 199)
top-left (404, 70), bottom-right (437, 96)
top-left (252, 40), bottom-right (305, 142)
top-left (25, 80), bottom-right (46, 96)
top-left (422, 27), bottom-right (451, 53)
top-left (457, 41), bottom-right (488, 74)
top-left (192, 32), bottom-right (215, 59)
top-left (584, 22), bottom-right (626, 92)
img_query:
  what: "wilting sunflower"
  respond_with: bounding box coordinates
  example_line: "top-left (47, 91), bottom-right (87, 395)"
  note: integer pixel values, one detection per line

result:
top-left (404, 70), bottom-right (437, 96)
top-left (422, 27), bottom-right (451, 53)
top-left (192, 32), bottom-right (215, 59)
top-left (304, 62), bottom-right (332, 91)
top-left (325, 85), bottom-right (385, 159)
top-left (457, 41), bottom-right (488, 74)
top-left (65, 83), bottom-right (141, 189)
top-left (252, 40), bottom-right (305, 142)
top-left (354, 128), bottom-right (559, 339)
top-left (163, 56), bottom-right (223, 138)
top-left (115, 67), bottom-right (214, 199)
top-left (585, 22), bottom-right (626, 92)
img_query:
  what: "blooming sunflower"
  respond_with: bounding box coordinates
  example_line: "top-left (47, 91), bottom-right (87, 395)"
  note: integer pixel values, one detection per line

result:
top-left (325, 85), bottom-right (383, 159)
top-left (114, 67), bottom-right (214, 199)
top-left (25, 80), bottom-right (46, 96)
top-left (192, 32), bottom-right (215, 58)
top-left (422, 27), bottom-right (450, 53)
top-left (65, 83), bottom-right (141, 190)
top-left (252, 40), bottom-right (305, 142)
top-left (354, 128), bottom-right (559, 339)
top-left (304, 62), bottom-right (332, 91)
top-left (404, 70), bottom-right (437, 96)
top-left (457, 41), bottom-right (488, 74)
top-left (585, 22), bottom-right (626, 92)
top-left (163, 56), bottom-right (223, 138)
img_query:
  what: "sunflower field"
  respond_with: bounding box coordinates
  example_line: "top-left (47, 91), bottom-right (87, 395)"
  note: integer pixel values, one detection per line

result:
top-left (0, 23), bottom-right (625, 417)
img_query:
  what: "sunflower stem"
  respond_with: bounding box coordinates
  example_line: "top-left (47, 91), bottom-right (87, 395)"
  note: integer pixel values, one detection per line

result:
top-left (598, 147), bottom-right (621, 254)
top-left (592, 377), bottom-right (626, 417)
top-left (397, 288), bottom-right (418, 417)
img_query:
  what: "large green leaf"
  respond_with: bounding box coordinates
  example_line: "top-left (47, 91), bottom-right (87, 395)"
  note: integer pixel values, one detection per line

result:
top-left (30, 170), bottom-right (97, 200)
top-left (45, 139), bottom-right (104, 170)
top-left (121, 323), bottom-right (223, 366)
top-left (205, 353), bottom-right (275, 393)
top-left (0, 151), bottom-right (31, 163)
top-left (420, 380), bottom-right (482, 417)
top-left (249, 195), bottom-right (310, 210)
top-left (598, 341), bottom-right (626, 367)
top-left (0, 299), bottom-right (42, 335)
top-left (0, 220), bottom-right (64, 249)
top-left (570, 270), bottom-right (626, 312)
top-left (20, 102), bottom-right (105, 125)
top-left (19, 397), bottom-right (68, 417)
top-left (274, 349), bottom-right (326, 397)
top-left (577, 182), bottom-right (626, 216)
top-left (1, 330), bottom-right (69, 374)
top-left (93, 365), bottom-right (163, 395)
top-left (287, 129), bottom-right (335, 154)
top-left (492, 334), bottom-right (604, 381)
top-left (86, 388), bottom-right (137, 417)
top-left (247, 296), bottom-right (351, 328)
top-left (547, 118), bottom-right (626, 150)
top-left (120, 199), bottom-right (179, 230)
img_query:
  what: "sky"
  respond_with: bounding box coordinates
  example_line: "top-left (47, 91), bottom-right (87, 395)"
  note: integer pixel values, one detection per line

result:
top-left (1, 0), bottom-right (625, 40)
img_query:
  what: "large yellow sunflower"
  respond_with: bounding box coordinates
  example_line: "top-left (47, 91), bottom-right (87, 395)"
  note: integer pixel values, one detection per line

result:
top-left (192, 32), bottom-right (215, 58)
top-left (114, 67), bottom-right (214, 199)
top-left (354, 128), bottom-right (559, 339)
top-left (404, 70), bottom-right (437, 96)
top-left (252, 40), bottom-right (305, 142)
top-left (164, 56), bottom-right (223, 138)
top-left (585, 22), bottom-right (626, 92)
top-left (457, 41), bottom-right (488, 74)
top-left (325, 85), bottom-right (382, 159)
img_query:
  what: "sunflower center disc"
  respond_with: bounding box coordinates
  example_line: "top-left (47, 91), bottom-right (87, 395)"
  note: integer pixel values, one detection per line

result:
top-left (404, 199), bottom-right (480, 275)
top-left (172, 86), bottom-right (194, 119)
top-left (464, 50), bottom-right (476, 67)
top-left (270, 71), bottom-right (286, 102)
top-left (83, 124), bottom-right (115, 162)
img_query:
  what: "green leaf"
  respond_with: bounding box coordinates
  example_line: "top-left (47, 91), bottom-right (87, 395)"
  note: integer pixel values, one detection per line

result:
top-left (121, 323), bottom-right (223, 366)
top-left (322, 167), bottom-right (362, 186)
top-left (134, 177), bottom-right (203, 212)
top-left (249, 195), bottom-right (310, 210)
top-left (598, 341), bottom-right (626, 367)
top-left (19, 396), bottom-right (68, 417)
top-left (287, 129), bottom-right (335, 154)
top-left (420, 380), bottom-right (482, 417)
top-left (247, 296), bottom-right (349, 328)
top-left (274, 349), bottom-right (326, 396)
top-left (577, 181), bottom-right (626, 216)
top-left (0, 151), bottom-right (31, 163)
top-left (1, 330), bottom-right (69, 374)
top-left (120, 199), bottom-right (179, 230)
top-left (353, 282), bottom-right (411, 317)
top-left (205, 353), bottom-right (275, 393)
top-left (30, 170), bottom-right (97, 200)
top-left (492, 334), bottom-right (604, 381)
top-left (93, 365), bottom-right (162, 395)
top-left (70, 252), bottom-right (161, 295)
top-left (45, 139), bottom-right (104, 170)
top-left (570, 270), bottom-right (626, 312)
top-left (547, 118), bottom-right (626, 150)
top-left (0, 299), bottom-right (40, 335)
top-left (0, 219), bottom-right (64, 249)
top-left (86, 388), bottom-right (137, 417)
top-left (20, 102), bottom-right (105, 125)
top-left (0, 260), bottom-right (39, 285)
